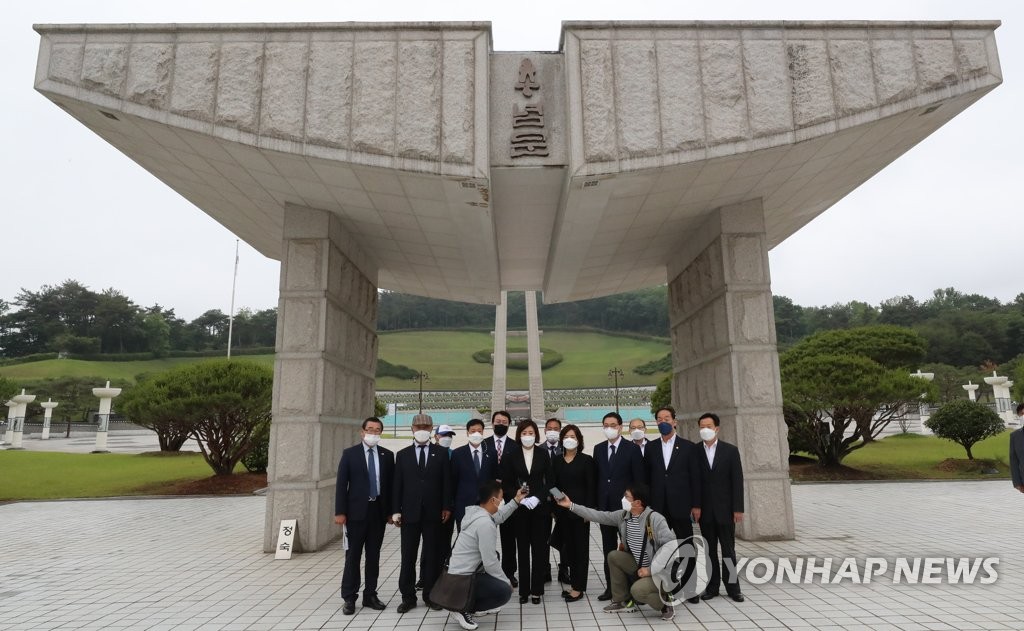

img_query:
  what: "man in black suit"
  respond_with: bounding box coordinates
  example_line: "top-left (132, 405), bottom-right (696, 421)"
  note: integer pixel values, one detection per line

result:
top-left (696, 412), bottom-right (745, 603)
top-left (1011, 403), bottom-right (1024, 493)
top-left (452, 418), bottom-right (496, 527)
top-left (483, 410), bottom-right (521, 586)
top-left (335, 417), bottom-right (394, 615)
top-left (593, 411), bottom-right (646, 601)
top-left (645, 406), bottom-right (701, 540)
top-left (393, 413), bottom-right (453, 613)
top-left (542, 417), bottom-right (563, 583)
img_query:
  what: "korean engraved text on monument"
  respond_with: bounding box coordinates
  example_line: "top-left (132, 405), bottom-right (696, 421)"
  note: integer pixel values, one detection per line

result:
top-left (511, 58), bottom-right (549, 158)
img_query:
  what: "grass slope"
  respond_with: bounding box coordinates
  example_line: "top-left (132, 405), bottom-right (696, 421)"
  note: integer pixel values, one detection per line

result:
top-left (0, 356), bottom-right (274, 383)
top-left (375, 330), bottom-right (669, 390)
top-left (0, 330), bottom-right (670, 389)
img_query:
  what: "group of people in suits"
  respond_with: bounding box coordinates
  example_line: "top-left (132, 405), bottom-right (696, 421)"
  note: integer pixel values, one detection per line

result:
top-left (332, 405), bottom-right (746, 622)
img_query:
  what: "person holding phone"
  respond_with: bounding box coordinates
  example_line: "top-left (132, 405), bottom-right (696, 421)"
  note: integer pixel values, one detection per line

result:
top-left (500, 419), bottom-right (552, 604)
top-left (551, 423), bottom-right (595, 601)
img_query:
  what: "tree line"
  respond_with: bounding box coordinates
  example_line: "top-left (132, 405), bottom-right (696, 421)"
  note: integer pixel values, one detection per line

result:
top-left (0, 280), bottom-right (275, 358)
top-left (2, 280), bottom-right (1023, 370)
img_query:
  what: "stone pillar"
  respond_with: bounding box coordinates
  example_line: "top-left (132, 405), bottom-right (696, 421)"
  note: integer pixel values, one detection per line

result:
top-left (91, 382), bottom-right (120, 453)
top-left (525, 291), bottom-right (545, 419)
top-left (667, 199), bottom-right (795, 541)
top-left (984, 372), bottom-right (1014, 425)
top-left (264, 205), bottom-right (379, 553)
top-left (10, 390), bottom-right (35, 450)
top-left (40, 399), bottom-right (58, 440)
top-left (963, 381), bottom-right (979, 401)
top-left (491, 291), bottom-right (508, 415)
top-left (3, 400), bottom-right (16, 445)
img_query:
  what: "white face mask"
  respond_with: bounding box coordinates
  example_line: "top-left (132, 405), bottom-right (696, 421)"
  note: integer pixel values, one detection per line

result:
top-left (562, 437), bottom-right (578, 451)
top-left (439, 436), bottom-right (454, 449)
top-left (545, 430), bottom-right (559, 444)
top-left (414, 430), bottom-right (431, 444)
top-left (621, 496), bottom-right (633, 512)
top-left (603, 427), bottom-right (621, 441)
top-left (363, 433), bottom-right (381, 447)
top-left (520, 434), bottom-right (536, 448)
top-left (630, 428), bottom-right (644, 441)
top-left (699, 427), bottom-right (717, 442)
top-left (468, 432), bottom-right (484, 446)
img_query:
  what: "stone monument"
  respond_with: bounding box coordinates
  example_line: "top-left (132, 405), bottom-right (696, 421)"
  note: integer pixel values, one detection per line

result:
top-left (34, 19), bottom-right (1002, 550)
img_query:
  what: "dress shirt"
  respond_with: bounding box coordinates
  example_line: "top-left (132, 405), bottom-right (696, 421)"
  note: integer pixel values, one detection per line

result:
top-left (703, 439), bottom-right (718, 468)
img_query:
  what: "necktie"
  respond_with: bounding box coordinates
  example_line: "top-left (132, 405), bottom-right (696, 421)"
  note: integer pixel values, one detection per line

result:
top-left (609, 444), bottom-right (616, 461)
top-left (473, 449), bottom-right (481, 475)
top-left (367, 448), bottom-right (378, 499)
top-left (418, 445), bottom-right (426, 470)
top-left (495, 439), bottom-right (503, 463)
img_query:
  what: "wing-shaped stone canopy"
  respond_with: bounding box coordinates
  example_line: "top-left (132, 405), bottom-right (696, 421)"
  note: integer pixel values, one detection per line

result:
top-left (35, 20), bottom-right (1001, 304)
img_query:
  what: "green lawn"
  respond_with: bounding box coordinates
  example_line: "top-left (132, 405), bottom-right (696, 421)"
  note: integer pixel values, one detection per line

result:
top-left (805, 430), bottom-right (1014, 480)
top-left (0, 451), bottom-right (230, 501)
top-left (375, 330), bottom-right (670, 390)
top-left (0, 330), bottom-right (668, 390)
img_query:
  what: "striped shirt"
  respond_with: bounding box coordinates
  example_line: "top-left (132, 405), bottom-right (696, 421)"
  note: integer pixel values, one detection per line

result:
top-left (624, 512), bottom-right (650, 567)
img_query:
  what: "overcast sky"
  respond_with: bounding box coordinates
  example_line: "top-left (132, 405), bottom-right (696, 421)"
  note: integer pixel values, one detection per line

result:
top-left (3, 0), bottom-right (1020, 320)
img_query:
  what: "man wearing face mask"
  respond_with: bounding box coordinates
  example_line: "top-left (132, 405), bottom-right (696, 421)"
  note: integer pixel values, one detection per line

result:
top-left (433, 425), bottom-right (459, 563)
top-left (593, 412), bottom-right (646, 601)
top-left (644, 406), bottom-right (701, 603)
top-left (628, 418), bottom-right (649, 452)
top-left (696, 412), bottom-right (744, 603)
top-left (483, 410), bottom-right (521, 586)
top-left (393, 413), bottom-right (454, 613)
top-left (335, 417), bottom-right (395, 615)
top-left (452, 419), bottom-right (496, 528)
top-left (542, 417), bottom-right (563, 584)
top-left (555, 484), bottom-right (678, 621)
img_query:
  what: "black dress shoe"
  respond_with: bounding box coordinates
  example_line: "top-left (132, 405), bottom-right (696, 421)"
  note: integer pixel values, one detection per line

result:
top-left (561, 590), bottom-right (570, 597)
top-left (362, 596), bottom-right (386, 610)
top-left (342, 601), bottom-right (356, 615)
top-left (519, 595), bottom-right (529, 604)
top-left (700, 592), bottom-right (719, 601)
top-left (397, 601), bottom-right (417, 614)
top-left (564, 592), bottom-right (585, 603)
top-left (729, 593), bottom-right (745, 603)
top-left (687, 596), bottom-right (700, 604)
top-left (509, 576), bottom-right (519, 588)
top-left (531, 596), bottom-right (541, 605)
top-left (597, 589), bottom-right (612, 601)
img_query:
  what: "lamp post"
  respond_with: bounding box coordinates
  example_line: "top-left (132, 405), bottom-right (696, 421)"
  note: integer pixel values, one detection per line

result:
top-left (412, 372), bottom-right (429, 413)
top-left (608, 367), bottom-right (624, 415)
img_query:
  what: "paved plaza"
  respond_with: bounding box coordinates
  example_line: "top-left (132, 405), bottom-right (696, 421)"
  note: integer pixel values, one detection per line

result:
top-left (1, 480), bottom-right (1021, 631)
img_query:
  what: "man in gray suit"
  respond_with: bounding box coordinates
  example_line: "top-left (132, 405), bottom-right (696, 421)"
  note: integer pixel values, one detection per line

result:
top-left (1012, 403), bottom-right (1024, 494)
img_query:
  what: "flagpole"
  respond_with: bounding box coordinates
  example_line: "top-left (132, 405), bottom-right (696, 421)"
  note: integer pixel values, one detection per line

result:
top-left (227, 239), bottom-right (239, 358)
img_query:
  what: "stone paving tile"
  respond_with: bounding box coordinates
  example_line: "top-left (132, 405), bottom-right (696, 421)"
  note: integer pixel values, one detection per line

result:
top-left (1, 480), bottom-right (1022, 630)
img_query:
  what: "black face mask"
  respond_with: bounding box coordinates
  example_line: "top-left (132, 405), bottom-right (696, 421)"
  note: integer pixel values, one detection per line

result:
top-left (493, 424), bottom-right (509, 437)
